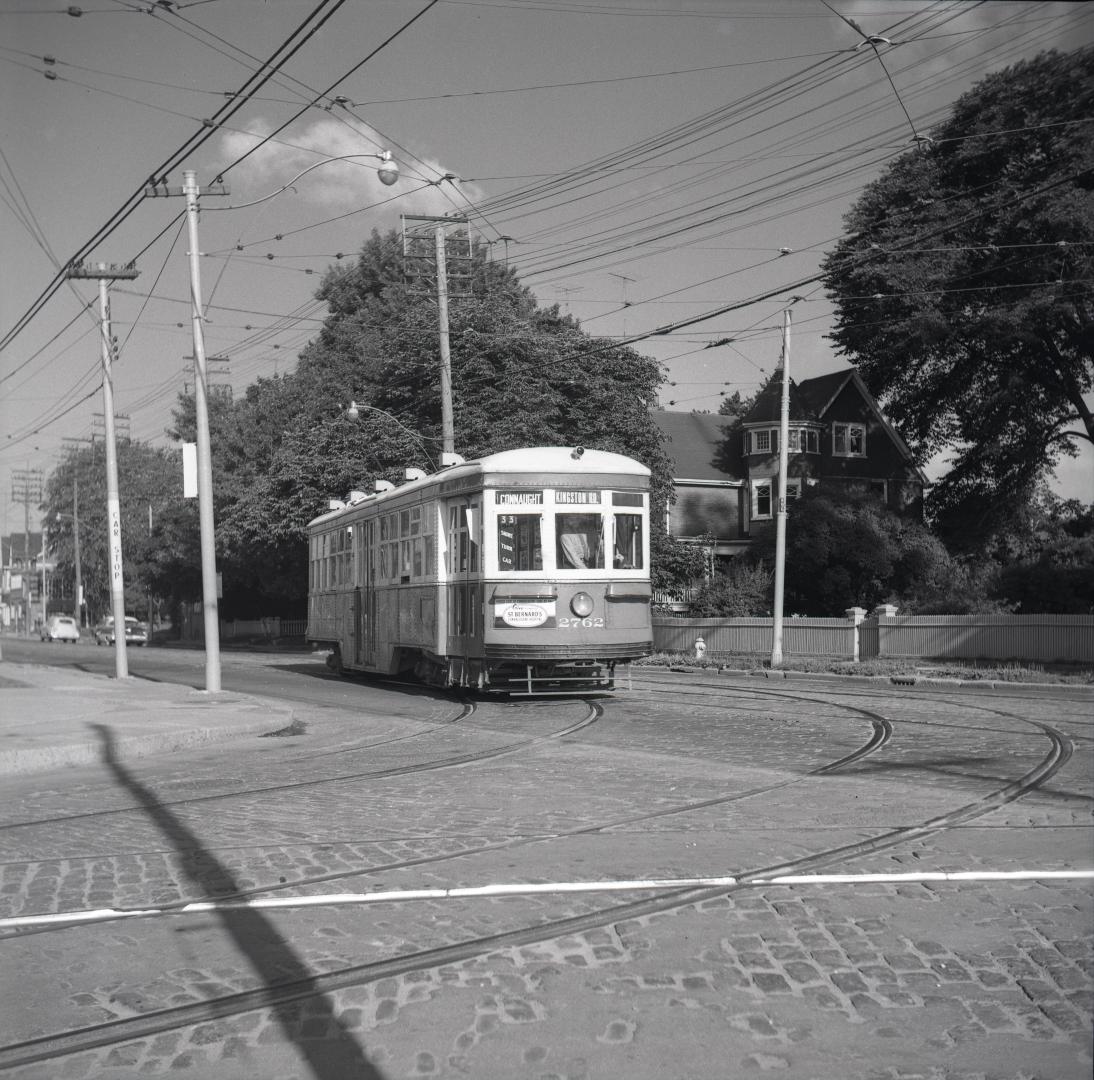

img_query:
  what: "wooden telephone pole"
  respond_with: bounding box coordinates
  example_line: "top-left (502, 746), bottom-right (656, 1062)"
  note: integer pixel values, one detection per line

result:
top-left (145, 172), bottom-right (229, 692)
top-left (66, 262), bottom-right (139, 677)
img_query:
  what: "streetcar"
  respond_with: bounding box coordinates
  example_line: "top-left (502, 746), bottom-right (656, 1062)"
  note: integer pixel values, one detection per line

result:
top-left (306, 446), bottom-right (653, 694)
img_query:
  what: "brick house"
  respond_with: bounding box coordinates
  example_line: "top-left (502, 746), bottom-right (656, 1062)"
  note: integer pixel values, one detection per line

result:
top-left (653, 368), bottom-right (927, 561)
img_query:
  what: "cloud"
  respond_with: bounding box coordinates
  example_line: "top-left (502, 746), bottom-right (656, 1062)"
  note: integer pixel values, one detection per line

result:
top-left (217, 116), bottom-right (480, 218)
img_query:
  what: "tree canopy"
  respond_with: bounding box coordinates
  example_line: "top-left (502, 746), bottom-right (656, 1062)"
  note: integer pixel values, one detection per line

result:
top-left (821, 47), bottom-right (1094, 550)
top-left (170, 228), bottom-right (671, 615)
top-left (43, 441), bottom-right (194, 623)
top-left (748, 487), bottom-right (955, 616)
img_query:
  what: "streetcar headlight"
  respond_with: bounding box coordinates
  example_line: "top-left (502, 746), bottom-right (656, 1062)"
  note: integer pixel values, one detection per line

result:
top-left (571, 592), bottom-right (594, 617)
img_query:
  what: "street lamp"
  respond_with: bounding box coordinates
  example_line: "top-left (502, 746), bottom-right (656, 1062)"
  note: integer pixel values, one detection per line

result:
top-left (376, 151), bottom-right (399, 187)
top-left (207, 152), bottom-right (402, 213)
top-left (343, 401), bottom-right (438, 470)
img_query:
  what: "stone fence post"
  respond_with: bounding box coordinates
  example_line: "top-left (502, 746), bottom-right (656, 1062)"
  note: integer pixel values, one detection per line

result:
top-left (845, 606), bottom-right (867, 662)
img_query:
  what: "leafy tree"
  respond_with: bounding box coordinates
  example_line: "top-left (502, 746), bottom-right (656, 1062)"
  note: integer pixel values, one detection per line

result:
top-left (749, 487), bottom-right (954, 616)
top-left (821, 47), bottom-right (1094, 550)
top-left (650, 531), bottom-right (708, 602)
top-left (170, 229), bottom-right (672, 614)
top-left (43, 441), bottom-right (191, 624)
top-left (990, 495), bottom-right (1094, 612)
top-left (689, 558), bottom-right (772, 617)
top-left (717, 388), bottom-right (758, 422)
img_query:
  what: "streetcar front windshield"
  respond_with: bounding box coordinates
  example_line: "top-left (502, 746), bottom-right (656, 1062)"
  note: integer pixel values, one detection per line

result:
top-left (556, 513), bottom-right (604, 569)
top-left (614, 513), bottom-right (643, 569)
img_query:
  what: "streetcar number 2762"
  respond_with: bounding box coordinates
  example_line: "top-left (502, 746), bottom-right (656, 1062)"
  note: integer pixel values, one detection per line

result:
top-left (558, 616), bottom-right (605, 629)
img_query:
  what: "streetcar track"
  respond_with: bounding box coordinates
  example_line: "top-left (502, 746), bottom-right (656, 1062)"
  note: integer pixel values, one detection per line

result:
top-left (630, 675), bottom-right (1093, 741)
top-left (0, 702), bottom-right (1073, 1071)
top-left (0, 679), bottom-right (1060, 921)
top-left (0, 700), bottom-right (597, 833)
top-left (0, 700), bottom-right (892, 935)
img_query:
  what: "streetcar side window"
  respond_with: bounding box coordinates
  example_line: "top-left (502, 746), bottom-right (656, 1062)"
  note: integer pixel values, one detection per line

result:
top-left (613, 513), bottom-right (643, 569)
top-left (498, 514), bottom-right (542, 571)
top-left (556, 513), bottom-right (604, 569)
top-left (448, 503), bottom-right (480, 573)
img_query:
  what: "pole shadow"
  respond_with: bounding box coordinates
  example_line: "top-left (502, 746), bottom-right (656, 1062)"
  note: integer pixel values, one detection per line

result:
top-left (89, 722), bottom-right (386, 1080)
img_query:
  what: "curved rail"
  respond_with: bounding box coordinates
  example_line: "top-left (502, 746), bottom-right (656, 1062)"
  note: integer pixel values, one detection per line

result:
top-left (0, 686), bottom-right (1076, 1070)
top-left (0, 698), bottom-right (597, 833)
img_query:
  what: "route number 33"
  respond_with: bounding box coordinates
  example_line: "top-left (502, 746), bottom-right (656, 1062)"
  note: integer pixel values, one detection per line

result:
top-left (558, 616), bottom-right (605, 629)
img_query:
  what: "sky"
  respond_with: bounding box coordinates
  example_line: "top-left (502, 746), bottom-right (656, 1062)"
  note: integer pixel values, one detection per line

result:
top-left (2, 0), bottom-right (1092, 539)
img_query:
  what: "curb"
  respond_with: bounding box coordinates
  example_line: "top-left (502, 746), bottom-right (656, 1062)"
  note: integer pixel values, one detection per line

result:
top-left (648, 664), bottom-right (1093, 693)
top-left (0, 710), bottom-right (282, 776)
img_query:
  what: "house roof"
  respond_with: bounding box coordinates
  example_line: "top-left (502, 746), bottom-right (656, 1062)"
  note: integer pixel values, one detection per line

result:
top-left (795, 369), bottom-right (854, 417)
top-left (651, 410), bottom-right (740, 482)
top-left (653, 367), bottom-right (926, 483)
top-left (742, 377), bottom-right (813, 424)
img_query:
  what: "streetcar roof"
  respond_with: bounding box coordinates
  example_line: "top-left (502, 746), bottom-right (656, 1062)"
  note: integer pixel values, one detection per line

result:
top-left (307, 446), bottom-right (649, 528)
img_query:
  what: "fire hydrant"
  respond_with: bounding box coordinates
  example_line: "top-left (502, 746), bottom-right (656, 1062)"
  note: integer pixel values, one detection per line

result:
top-left (694, 636), bottom-right (706, 661)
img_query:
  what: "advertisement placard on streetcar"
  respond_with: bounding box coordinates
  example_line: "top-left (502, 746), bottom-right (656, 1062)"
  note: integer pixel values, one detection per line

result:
top-left (494, 601), bottom-right (557, 629)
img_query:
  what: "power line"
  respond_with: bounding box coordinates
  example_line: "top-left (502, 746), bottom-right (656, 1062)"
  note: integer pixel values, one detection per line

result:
top-left (0, 0), bottom-right (350, 357)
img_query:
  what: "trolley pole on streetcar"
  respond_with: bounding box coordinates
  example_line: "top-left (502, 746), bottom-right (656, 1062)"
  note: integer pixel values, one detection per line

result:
top-left (66, 262), bottom-right (140, 679)
top-left (770, 308), bottom-right (791, 669)
top-left (145, 171), bottom-right (229, 692)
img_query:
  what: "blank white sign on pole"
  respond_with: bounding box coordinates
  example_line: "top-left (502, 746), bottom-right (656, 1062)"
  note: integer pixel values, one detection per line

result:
top-left (183, 442), bottom-right (198, 498)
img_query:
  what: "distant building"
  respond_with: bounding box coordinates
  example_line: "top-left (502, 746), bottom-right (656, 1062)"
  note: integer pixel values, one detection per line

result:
top-left (1, 532), bottom-right (44, 632)
top-left (653, 367), bottom-right (927, 564)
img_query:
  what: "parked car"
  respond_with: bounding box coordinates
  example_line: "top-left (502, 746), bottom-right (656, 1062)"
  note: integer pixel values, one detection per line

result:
top-left (92, 616), bottom-right (149, 647)
top-left (41, 614), bottom-right (80, 643)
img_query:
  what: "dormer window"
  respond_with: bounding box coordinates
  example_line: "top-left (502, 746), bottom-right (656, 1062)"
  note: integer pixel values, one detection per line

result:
top-left (744, 429), bottom-right (778, 455)
top-left (833, 422), bottom-right (866, 457)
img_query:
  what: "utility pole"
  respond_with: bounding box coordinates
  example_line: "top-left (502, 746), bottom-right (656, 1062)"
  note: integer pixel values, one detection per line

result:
top-left (771, 309), bottom-right (791, 668)
top-left (147, 503), bottom-right (153, 635)
top-left (61, 438), bottom-right (92, 627)
top-left (73, 477), bottom-right (83, 628)
top-left (39, 533), bottom-right (48, 630)
top-left (402, 215), bottom-right (470, 463)
top-left (145, 171), bottom-right (229, 691)
top-left (12, 468), bottom-right (43, 637)
top-left (433, 224), bottom-right (455, 457)
top-left (608, 272), bottom-right (636, 337)
top-left (66, 262), bottom-right (139, 678)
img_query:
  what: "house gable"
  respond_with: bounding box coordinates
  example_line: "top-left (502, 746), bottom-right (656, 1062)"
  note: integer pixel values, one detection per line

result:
top-left (654, 368), bottom-right (926, 548)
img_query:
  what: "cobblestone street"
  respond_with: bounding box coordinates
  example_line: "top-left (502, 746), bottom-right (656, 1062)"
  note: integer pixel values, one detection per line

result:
top-left (0, 661), bottom-right (1090, 1079)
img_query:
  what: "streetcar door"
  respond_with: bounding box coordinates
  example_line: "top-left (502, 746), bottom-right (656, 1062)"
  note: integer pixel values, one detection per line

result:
top-left (446, 500), bottom-right (480, 662)
top-left (361, 519), bottom-right (376, 667)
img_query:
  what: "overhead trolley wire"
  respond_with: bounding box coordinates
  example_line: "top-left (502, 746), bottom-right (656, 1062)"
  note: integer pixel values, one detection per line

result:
top-left (212, 0), bottom-right (442, 182)
top-left (0, 0), bottom-right (351, 358)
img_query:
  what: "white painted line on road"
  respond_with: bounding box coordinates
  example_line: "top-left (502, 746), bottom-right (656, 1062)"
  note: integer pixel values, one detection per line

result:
top-left (2, 869), bottom-right (1092, 930)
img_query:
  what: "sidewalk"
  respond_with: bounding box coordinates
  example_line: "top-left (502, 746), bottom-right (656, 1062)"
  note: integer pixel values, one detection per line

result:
top-left (0, 659), bottom-right (295, 777)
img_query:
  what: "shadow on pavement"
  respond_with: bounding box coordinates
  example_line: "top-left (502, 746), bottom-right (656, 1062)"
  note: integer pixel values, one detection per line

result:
top-left (89, 722), bottom-right (387, 1080)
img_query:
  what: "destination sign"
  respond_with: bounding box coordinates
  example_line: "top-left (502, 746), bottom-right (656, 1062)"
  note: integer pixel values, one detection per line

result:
top-left (555, 490), bottom-right (600, 504)
top-left (496, 490), bottom-right (543, 505)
